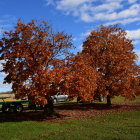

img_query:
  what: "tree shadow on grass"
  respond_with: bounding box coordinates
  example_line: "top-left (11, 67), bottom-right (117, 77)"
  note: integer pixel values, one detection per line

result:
top-left (55, 102), bottom-right (121, 110)
top-left (55, 102), bottom-right (140, 112)
top-left (0, 110), bottom-right (64, 123)
top-left (0, 103), bottom-right (139, 122)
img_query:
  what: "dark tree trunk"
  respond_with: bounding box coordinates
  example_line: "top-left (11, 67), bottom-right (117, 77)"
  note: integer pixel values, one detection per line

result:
top-left (44, 96), bottom-right (54, 116)
top-left (107, 95), bottom-right (111, 106)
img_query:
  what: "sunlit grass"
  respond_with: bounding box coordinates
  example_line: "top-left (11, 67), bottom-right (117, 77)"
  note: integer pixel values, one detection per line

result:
top-left (0, 111), bottom-right (139, 140)
top-left (111, 95), bottom-right (140, 103)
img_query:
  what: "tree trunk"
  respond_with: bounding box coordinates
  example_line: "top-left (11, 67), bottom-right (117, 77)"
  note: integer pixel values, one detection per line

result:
top-left (44, 96), bottom-right (54, 116)
top-left (107, 95), bottom-right (111, 106)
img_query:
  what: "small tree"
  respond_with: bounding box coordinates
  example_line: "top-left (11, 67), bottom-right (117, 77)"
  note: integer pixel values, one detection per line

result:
top-left (0, 20), bottom-right (73, 113)
top-left (82, 25), bottom-right (140, 106)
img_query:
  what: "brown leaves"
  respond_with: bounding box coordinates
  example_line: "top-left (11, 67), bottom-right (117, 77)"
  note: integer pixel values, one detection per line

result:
top-left (0, 20), bottom-right (74, 105)
top-left (82, 24), bottom-right (140, 99)
top-left (57, 54), bottom-right (98, 101)
top-left (1, 21), bottom-right (139, 106)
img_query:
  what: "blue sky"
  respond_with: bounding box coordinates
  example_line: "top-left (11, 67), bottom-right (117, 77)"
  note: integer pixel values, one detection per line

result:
top-left (0, 0), bottom-right (140, 92)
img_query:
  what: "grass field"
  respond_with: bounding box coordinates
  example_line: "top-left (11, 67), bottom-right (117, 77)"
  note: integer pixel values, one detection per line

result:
top-left (111, 95), bottom-right (140, 103)
top-left (0, 94), bottom-right (139, 140)
top-left (0, 111), bottom-right (139, 140)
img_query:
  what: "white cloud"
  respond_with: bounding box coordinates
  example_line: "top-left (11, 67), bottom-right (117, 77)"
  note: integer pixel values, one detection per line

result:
top-left (126, 29), bottom-right (140, 39)
top-left (117, 4), bottom-right (140, 18)
top-left (0, 73), bottom-right (7, 78)
top-left (92, 2), bottom-right (123, 12)
top-left (0, 60), bottom-right (5, 71)
top-left (81, 12), bottom-right (92, 22)
top-left (56, 0), bottom-right (91, 9)
top-left (105, 0), bottom-right (122, 1)
top-left (78, 44), bottom-right (83, 51)
top-left (105, 17), bottom-right (140, 25)
top-left (0, 60), bottom-right (11, 89)
top-left (135, 50), bottom-right (140, 61)
top-left (80, 28), bottom-right (140, 44)
top-left (46, 0), bottom-right (140, 24)
top-left (0, 60), bottom-right (9, 78)
top-left (0, 81), bottom-right (11, 88)
top-left (94, 4), bottom-right (140, 21)
top-left (128, 0), bottom-right (137, 4)
top-left (80, 30), bottom-right (91, 37)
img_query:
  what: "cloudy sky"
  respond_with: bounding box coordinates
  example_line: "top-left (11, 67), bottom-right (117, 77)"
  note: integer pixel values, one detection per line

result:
top-left (0, 0), bottom-right (140, 92)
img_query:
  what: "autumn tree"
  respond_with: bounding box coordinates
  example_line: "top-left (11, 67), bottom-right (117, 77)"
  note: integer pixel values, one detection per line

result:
top-left (82, 25), bottom-right (140, 106)
top-left (0, 20), bottom-right (73, 114)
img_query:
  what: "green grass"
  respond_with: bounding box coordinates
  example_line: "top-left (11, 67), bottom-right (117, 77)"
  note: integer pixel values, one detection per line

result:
top-left (111, 95), bottom-right (140, 103)
top-left (0, 111), bottom-right (140, 140)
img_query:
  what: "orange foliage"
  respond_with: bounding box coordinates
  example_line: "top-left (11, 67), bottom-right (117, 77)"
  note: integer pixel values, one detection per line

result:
top-left (0, 20), bottom-right (73, 104)
top-left (82, 25), bottom-right (140, 100)
top-left (52, 53), bottom-right (98, 101)
top-left (1, 21), bottom-right (139, 106)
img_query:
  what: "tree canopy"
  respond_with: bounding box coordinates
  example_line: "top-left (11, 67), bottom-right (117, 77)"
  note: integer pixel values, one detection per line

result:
top-left (0, 21), bottom-right (139, 107)
top-left (82, 25), bottom-right (140, 105)
top-left (0, 20), bottom-right (73, 105)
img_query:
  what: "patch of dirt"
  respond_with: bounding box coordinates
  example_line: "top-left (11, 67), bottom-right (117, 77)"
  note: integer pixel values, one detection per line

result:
top-left (0, 102), bottom-right (140, 122)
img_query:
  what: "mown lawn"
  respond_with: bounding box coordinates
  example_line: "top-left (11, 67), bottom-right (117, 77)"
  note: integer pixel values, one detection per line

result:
top-left (111, 95), bottom-right (140, 103)
top-left (0, 111), bottom-right (140, 140)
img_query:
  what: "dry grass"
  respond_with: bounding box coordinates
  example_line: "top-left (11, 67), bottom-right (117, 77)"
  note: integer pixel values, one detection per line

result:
top-left (0, 92), bottom-right (15, 101)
